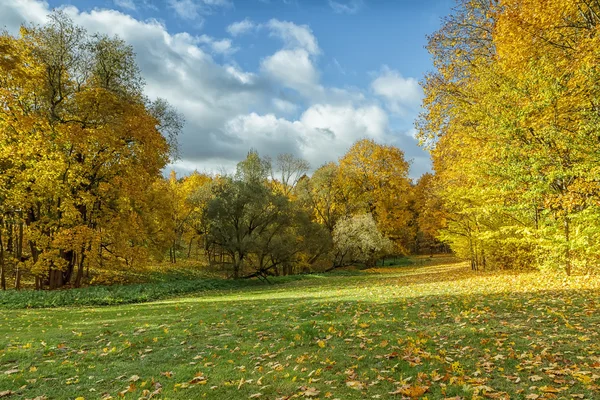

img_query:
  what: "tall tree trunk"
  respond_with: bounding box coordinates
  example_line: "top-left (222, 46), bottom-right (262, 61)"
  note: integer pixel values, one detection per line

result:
top-left (14, 218), bottom-right (24, 290)
top-left (14, 266), bottom-right (21, 290)
top-left (187, 237), bottom-right (193, 258)
top-left (30, 241), bottom-right (40, 290)
top-left (74, 247), bottom-right (85, 288)
top-left (469, 236), bottom-right (477, 271)
top-left (481, 248), bottom-right (487, 271)
top-left (564, 216), bottom-right (571, 276)
top-left (61, 250), bottom-right (74, 286)
top-left (0, 227), bottom-right (5, 291)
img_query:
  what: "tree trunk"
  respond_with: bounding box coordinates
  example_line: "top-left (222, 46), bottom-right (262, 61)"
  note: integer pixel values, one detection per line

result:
top-left (0, 227), bottom-right (5, 291)
top-left (481, 248), bottom-right (487, 271)
top-left (74, 248), bottom-right (85, 288)
top-left (61, 250), bottom-right (74, 285)
top-left (14, 219), bottom-right (24, 290)
top-left (49, 268), bottom-right (64, 290)
top-left (232, 253), bottom-right (243, 279)
top-left (14, 265), bottom-right (21, 290)
top-left (187, 237), bottom-right (193, 258)
top-left (564, 216), bottom-right (571, 276)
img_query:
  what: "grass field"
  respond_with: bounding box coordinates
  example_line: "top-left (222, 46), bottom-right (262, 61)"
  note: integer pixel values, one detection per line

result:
top-left (1, 258), bottom-right (599, 399)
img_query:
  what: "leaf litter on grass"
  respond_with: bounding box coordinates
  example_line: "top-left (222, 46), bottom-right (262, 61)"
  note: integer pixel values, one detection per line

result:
top-left (1, 261), bottom-right (599, 399)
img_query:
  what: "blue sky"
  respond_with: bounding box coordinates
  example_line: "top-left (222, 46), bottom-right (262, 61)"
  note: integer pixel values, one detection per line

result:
top-left (1, 0), bottom-right (453, 178)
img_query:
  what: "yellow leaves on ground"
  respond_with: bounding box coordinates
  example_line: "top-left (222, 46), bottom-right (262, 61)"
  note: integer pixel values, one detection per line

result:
top-left (299, 386), bottom-right (320, 397)
top-left (389, 384), bottom-right (429, 397)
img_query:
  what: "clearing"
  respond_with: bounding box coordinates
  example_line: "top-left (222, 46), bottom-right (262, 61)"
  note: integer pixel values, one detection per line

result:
top-left (1, 259), bottom-right (599, 399)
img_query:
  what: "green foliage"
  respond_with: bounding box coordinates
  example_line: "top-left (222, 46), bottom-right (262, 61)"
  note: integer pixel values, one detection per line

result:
top-left (0, 274), bottom-right (324, 309)
top-left (204, 151), bottom-right (330, 279)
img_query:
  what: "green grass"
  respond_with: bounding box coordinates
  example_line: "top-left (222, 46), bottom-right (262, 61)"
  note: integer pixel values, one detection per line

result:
top-left (0, 274), bottom-right (355, 309)
top-left (1, 260), bottom-right (600, 399)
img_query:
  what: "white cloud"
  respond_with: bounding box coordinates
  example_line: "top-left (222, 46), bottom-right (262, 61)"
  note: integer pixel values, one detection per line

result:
top-left (272, 98), bottom-right (299, 114)
top-left (222, 104), bottom-right (390, 168)
top-left (0, 0), bottom-right (48, 32)
top-left (226, 18), bottom-right (256, 36)
top-left (329, 0), bottom-right (363, 14)
top-left (114, 0), bottom-right (137, 11)
top-left (202, 0), bottom-right (233, 5)
top-left (197, 34), bottom-right (235, 54)
top-left (261, 49), bottom-right (320, 96)
top-left (168, 0), bottom-right (232, 22)
top-left (168, 0), bottom-right (200, 20)
top-left (259, 19), bottom-right (324, 97)
top-left (371, 66), bottom-right (422, 116)
top-left (266, 19), bottom-right (320, 55)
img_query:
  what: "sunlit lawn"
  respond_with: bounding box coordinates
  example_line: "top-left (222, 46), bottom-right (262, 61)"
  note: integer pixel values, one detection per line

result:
top-left (1, 259), bottom-right (599, 399)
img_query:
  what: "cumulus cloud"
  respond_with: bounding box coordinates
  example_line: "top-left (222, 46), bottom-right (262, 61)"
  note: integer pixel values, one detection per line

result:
top-left (168, 0), bottom-right (200, 20)
top-left (197, 34), bottom-right (235, 54)
top-left (371, 66), bottom-right (423, 116)
top-left (329, 0), bottom-right (363, 14)
top-left (221, 104), bottom-right (390, 169)
top-left (260, 19), bottom-right (323, 98)
top-left (0, 0), bottom-right (47, 32)
top-left (226, 18), bottom-right (256, 36)
top-left (261, 49), bottom-right (320, 97)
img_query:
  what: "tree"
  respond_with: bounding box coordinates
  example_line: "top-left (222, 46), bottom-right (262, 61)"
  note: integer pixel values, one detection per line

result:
top-left (297, 162), bottom-right (348, 233)
top-left (338, 139), bottom-right (413, 251)
top-left (204, 151), bottom-right (327, 279)
top-left (0, 12), bottom-right (181, 288)
top-left (271, 153), bottom-right (310, 197)
top-left (418, 0), bottom-right (600, 274)
top-left (332, 213), bottom-right (393, 269)
top-left (411, 173), bottom-right (447, 255)
top-left (166, 171), bottom-right (213, 263)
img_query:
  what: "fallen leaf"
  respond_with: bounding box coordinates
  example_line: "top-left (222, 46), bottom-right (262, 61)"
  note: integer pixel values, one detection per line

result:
top-left (346, 380), bottom-right (366, 390)
top-left (3, 369), bottom-right (19, 375)
top-left (301, 387), bottom-right (320, 397)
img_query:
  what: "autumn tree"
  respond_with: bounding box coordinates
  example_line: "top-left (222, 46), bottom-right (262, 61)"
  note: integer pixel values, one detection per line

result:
top-left (271, 153), bottom-right (310, 197)
top-left (166, 171), bottom-right (213, 263)
top-left (0, 12), bottom-right (181, 288)
top-left (332, 213), bottom-right (393, 269)
top-left (410, 173), bottom-right (447, 255)
top-left (338, 139), bottom-right (413, 252)
top-left (418, 0), bottom-right (600, 274)
top-left (297, 162), bottom-right (348, 233)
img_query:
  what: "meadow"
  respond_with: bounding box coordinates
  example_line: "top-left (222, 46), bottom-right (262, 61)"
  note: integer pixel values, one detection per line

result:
top-left (1, 258), bottom-right (599, 399)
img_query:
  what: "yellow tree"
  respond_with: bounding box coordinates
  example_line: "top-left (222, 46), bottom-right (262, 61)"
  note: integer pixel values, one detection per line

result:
top-left (0, 12), bottom-right (181, 288)
top-left (418, 0), bottom-right (600, 273)
top-left (167, 171), bottom-right (213, 262)
top-left (337, 139), bottom-right (413, 252)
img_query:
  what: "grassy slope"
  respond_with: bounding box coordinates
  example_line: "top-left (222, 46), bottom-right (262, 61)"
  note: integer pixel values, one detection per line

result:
top-left (1, 260), bottom-right (599, 399)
